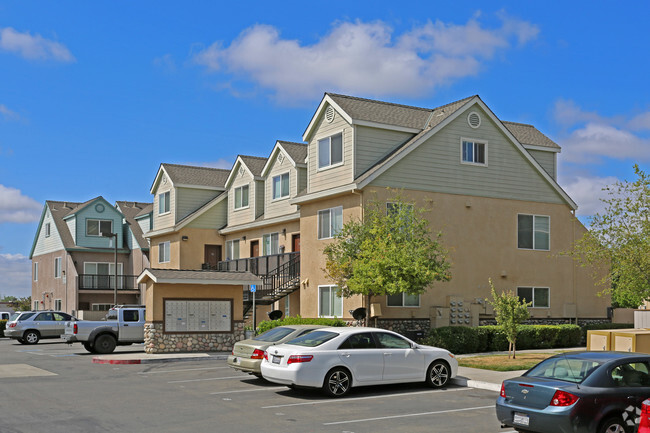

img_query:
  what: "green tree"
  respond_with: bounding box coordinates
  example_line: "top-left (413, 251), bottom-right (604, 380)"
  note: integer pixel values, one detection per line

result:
top-left (488, 279), bottom-right (530, 359)
top-left (11, 297), bottom-right (31, 311)
top-left (568, 165), bottom-right (650, 308)
top-left (323, 191), bottom-right (451, 324)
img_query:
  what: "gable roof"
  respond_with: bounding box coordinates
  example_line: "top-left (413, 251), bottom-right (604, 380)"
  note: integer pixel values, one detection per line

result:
top-left (116, 201), bottom-right (153, 250)
top-left (137, 268), bottom-right (262, 286)
top-left (503, 121), bottom-right (561, 151)
top-left (225, 155), bottom-right (268, 188)
top-left (261, 141), bottom-right (308, 177)
top-left (150, 163), bottom-right (230, 193)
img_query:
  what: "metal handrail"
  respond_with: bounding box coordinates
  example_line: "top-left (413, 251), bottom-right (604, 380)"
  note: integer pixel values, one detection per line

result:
top-left (77, 274), bottom-right (140, 290)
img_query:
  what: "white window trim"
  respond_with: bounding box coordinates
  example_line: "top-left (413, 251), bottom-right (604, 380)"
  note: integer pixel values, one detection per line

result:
top-left (33, 262), bottom-right (38, 282)
top-left (159, 241), bottom-right (171, 264)
top-left (317, 131), bottom-right (344, 171)
top-left (234, 185), bottom-right (250, 211)
top-left (318, 285), bottom-right (343, 318)
top-left (45, 222), bottom-right (51, 237)
top-left (271, 172), bottom-right (290, 201)
top-left (91, 303), bottom-right (113, 311)
top-left (317, 206), bottom-right (343, 240)
top-left (83, 262), bottom-right (124, 275)
top-left (262, 232), bottom-right (280, 256)
top-left (460, 137), bottom-right (488, 166)
top-left (226, 239), bottom-right (240, 260)
top-left (86, 219), bottom-right (113, 237)
top-left (54, 299), bottom-right (62, 310)
top-left (158, 191), bottom-right (171, 216)
top-left (54, 257), bottom-right (62, 279)
top-left (517, 214), bottom-right (551, 251)
top-left (517, 286), bottom-right (551, 309)
top-left (386, 293), bottom-right (420, 308)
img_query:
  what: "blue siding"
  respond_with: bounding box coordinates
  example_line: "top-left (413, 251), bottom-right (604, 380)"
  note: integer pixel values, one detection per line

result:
top-left (74, 199), bottom-right (126, 249)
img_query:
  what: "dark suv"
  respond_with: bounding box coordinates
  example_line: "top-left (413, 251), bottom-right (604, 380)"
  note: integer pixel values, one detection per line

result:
top-left (4, 311), bottom-right (77, 344)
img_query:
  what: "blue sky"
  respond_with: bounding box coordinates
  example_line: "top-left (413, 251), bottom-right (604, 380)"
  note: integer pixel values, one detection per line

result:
top-left (1, 1), bottom-right (649, 297)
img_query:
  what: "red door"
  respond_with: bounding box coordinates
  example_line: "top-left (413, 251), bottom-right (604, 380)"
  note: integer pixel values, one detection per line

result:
top-left (250, 240), bottom-right (259, 257)
top-left (292, 234), bottom-right (300, 252)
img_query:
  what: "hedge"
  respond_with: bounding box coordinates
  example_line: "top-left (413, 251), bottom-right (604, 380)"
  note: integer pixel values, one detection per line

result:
top-left (256, 316), bottom-right (347, 334)
top-left (0, 320), bottom-right (6, 336)
top-left (422, 324), bottom-right (582, 354)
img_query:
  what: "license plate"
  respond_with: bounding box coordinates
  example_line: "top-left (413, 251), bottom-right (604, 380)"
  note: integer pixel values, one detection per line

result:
top-left (272, 355), bottom-right (281, 364)
top-left (513, 412), bottom-right (529, 426)
top-left (233, 357), bottom-right (240, 365)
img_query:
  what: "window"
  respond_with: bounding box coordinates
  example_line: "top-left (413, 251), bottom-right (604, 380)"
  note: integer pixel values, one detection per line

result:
top-left (263, 233), bottom-right (279, 255)
top-left (92, 304), bottom-right (112, 311)
top-left (234, 185), bottom-right (249, 209)
top-left (123, 310), bottom-right (139, 322)
top-left (54, 299), bottom-right (62, 310)
top-left (272, 172), bottom-right (290, 200)
top-left (33, 301), bottom-right (39, 311)
top-left (86, 219), bottom-right (113, 237)
top-left (36, 312), bottom-right (54, 321)
top-left (461, 140), bottom-right (487, 165)
top-left (83, 262), bottom-right (123, 289)
top-left (338, 332), bottom-right (376, 349)
top-left (158, 191), bottom-right (170, 214)
top-left (376, 332), bottom-right (411, 349)
top-left (517, 287), bottom-right (550, 308)
top-left (226, 239), bottom-right (240, 260)
top-left (33, 262), bottom-right (38, 282)
top-left (318, 133), bottom-right (343, 169)
top-left (387, 292), bottom-right (420, 307)
top-left (54, 257), bottom-right (62, 278)
top-left (518, 214), bottom-right (550, 250)
top-left (159, 241), bottom-right (170, 264)
top-left (611, 362), bottom-right (650, 387)
top-left (45, 223), bottom-right (51, 237)
top-left (318, 206), bottom-right (343, 239)
top-left (319, 285), bottom-right (343, 317)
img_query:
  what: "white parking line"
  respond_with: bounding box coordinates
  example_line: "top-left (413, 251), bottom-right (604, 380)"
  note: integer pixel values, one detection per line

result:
top-left (261, 387), bottom-right (470, 409)
top-left (323, 405), bottom-right (495, 425)
top-left (210, 387), bottom-right (286, 395)
top-left (138, 366), bottom-right (231, 375)
top-left (168, 375), bottom-right (247, 383)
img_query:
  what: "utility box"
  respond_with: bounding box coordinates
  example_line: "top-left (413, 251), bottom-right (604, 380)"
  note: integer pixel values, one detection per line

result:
top-left (612, 330), bottom-right (650, 354)
top-left (431, 306), bottom-right (449, 328)
top-left (587, 329), bottom-right (622, 351)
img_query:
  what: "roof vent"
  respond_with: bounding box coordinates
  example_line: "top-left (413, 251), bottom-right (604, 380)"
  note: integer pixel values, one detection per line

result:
top-left (467, 111), bottom-right (481, 129)
top-left (325, 106), bottom-right (335, 123)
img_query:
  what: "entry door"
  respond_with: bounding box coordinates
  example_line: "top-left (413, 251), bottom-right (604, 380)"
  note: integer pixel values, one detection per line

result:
top-left (204, 245), bottom-right (222, 268)
top-left (292, 234), bottom-right (300, 252)
top-left (250, 240), bottom-right (259, 257)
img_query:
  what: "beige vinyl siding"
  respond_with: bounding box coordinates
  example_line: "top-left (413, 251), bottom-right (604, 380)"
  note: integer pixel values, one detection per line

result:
top-left (527, 149), bottom-right (556, 180)
top-left (370, 104), bottom-right (565, 205)
top-left (355, 125), bottom-right (414, 177)
top-left (255, 181), bottom-right (264, 219)
top-left (153, 182), bottom-right (174, 230)
top-left (308, 106), bottom-right (354, 193)
top-left (137, 217), bottom-right (151, 237)
top-left (65, 217), bottom-right (76, 243)
top-left (228, 167), bottom-right (255, 226)
top-left (187, 200), bottom-right (228, 229)
top-left (297, 167), bottom-right (307, 194)
top-left (175, 187), bottom-right (220, 223)
top-left (265, 153), bottom-right (299, 219)
top-left (33, 207), bottom-right (66, 256)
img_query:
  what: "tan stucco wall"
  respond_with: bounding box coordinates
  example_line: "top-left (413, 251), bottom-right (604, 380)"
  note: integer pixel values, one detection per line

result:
top-left (149, 227), bottom-right (224, 270)
top-left (225, 220), bottom-right (300, 258)
top-left (298, 188), bottom-right (610, 320)
top-left (144, 281), bottom-right (243, 322)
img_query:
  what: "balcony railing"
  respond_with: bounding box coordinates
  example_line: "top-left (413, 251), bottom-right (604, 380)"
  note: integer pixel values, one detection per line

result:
top-left (207, 252), bottom-right (299, 276)
top-left (77, 274), bottom-right (140, 290)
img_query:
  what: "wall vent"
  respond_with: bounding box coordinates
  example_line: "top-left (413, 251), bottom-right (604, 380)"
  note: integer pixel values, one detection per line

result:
top-left (325, 106), bottom-right (335, 123)
top-left (467, 111), bottom-right (481, 129)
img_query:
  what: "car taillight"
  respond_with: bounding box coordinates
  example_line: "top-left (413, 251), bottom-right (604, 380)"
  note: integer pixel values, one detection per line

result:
top-left (9, 322), bottom-right (16, 328)
top-left (73, 323), bottom-right (78, 334)
top-left (549, 390), bottom-right (579, 407)
top-left (287, 355), bottom-right (313, 365)
top-left (263, 350), bottom-right (268, 361)
top-left (500, 383), bottom-right (507, 398)
top-left (251, 349), bottom-right (265, 360)
top-left (639, 399), bottom-right (650, 433)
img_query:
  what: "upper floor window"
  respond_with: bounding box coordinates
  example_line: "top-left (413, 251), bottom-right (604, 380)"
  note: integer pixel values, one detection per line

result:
top-left (318, 133), bottom-right (343, 169)
top-left (234, 185), bottom-right (249, 209)
top-left (54, 299), bottom-right (62, 310)
top-left (158, 191), bottom-right (170, 215)
top-left (263, 233), bottom-right (279, 255)
top-left (318, 206), bottom-right (343, 239)
top-left (226, 239), bottom-right (240, 260)
top-left (33, 262), bottom-right (38, 281)
top-left (54, 257), bottom-right (62, 278)
top-left (87, 219), bottom-right (112, 237)
top-left (461, 139), bottom-right (487, 165)
top-left (518, 214), bottom-right (550, 250)
top-left (517, 287), bottom-right (550, 308)
top-left (387, 292), bottom-right (420, 307)
top-left (272, 173), bottom-right (290, 200)
top-left (159, 241), bottom-right (170, 264)
top-left (45, 223), bottom-right (51, 237)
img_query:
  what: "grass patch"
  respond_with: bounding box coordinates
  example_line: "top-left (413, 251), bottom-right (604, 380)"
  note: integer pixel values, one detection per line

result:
top-left (458, 353), bottom-right (558, 371)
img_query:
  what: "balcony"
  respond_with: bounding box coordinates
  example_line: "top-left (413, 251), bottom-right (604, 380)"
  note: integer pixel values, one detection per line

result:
top-left (77, 274), bottom-right (141, 291)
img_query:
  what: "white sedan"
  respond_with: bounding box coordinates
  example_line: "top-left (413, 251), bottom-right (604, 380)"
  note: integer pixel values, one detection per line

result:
top-left (260, 327), bottom-right (458, 397)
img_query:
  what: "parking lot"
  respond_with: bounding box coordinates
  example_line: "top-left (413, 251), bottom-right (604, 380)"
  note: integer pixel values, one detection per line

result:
top-left (0, 338), bottom-right (513, 433)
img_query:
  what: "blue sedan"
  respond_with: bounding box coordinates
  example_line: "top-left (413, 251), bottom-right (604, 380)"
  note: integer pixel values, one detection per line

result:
top-left (496, 351), bottom-right (650, 433)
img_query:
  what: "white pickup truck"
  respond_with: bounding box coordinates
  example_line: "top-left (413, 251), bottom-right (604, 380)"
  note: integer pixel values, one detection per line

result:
top-left (61, 305), bottom-right (145, 354)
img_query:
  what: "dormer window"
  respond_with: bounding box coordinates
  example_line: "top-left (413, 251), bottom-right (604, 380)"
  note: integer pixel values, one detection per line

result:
top-left (87, 219), bottom-right (112, 237)
top-left (272, 173), bottom-right (290, 200)
top-left (318, 132), bottom-right (343, 169)
top-left (234, 185), bottom-right (249, 210)
top-left (461, 139), bottom-right (487, 165)
top-left (158, 191), bottom-right (170, 215)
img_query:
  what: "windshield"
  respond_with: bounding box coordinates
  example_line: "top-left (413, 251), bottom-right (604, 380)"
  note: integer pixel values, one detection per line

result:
top-left (287, 330), bottom-right (338, 347)
top-left (253, 327), bottom-right (295, 342)
top-left (105, 310), bottom-right (118, 320)
top-left (527, 357), bottom-right (602, 383)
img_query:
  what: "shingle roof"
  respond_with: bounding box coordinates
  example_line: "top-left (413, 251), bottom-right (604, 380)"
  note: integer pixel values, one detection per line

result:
top-left (116, 201), bottom-right (152, 250)
top-left (277, 141), bottom-right (308, 164)
top-left (162, 163), bottom-right (230, 188)
top-left (503, 121), bottom-right (561, 150)
top-left (140, 268), bottom-right (262, 285)
top-left (239, 155), bottom-right (267, 177)
top-left (46, 200), bottom-right (86, 249)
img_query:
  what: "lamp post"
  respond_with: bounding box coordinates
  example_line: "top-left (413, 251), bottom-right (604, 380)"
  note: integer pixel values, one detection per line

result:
top-left (101, 232), bottom-right (118, 306)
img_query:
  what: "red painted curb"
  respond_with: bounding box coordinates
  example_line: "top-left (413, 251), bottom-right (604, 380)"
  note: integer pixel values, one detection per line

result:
top-left (92, 358), bottom-right (142, 364)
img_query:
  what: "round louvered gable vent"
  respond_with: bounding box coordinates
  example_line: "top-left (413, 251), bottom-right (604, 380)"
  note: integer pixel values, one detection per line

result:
top-left (325, 106), bottom-right (335, 123)
top-left (467, 111), bottom-right (481, 129)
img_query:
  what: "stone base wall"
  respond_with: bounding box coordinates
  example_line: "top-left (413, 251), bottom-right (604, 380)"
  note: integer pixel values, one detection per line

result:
top-left (144, 322), bottom-right (245, 354)
top-left (479, 318), bottom-right (612, 327)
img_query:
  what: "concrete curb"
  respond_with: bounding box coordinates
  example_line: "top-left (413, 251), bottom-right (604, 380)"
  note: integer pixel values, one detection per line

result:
top-left (92, 353), bottom-right (229, 365)
top-left (452, 377), bottom-right (501, 392)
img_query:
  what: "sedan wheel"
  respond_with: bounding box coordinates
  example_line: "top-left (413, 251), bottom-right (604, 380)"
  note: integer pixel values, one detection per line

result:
top-left (24, 330), bottom-right (40, 345)
top-left (323, 368), bottom-right (351, 397)
top-left (598, 417), bottom-right (627, 433)
top-left (426, 361), bottom-right (450, 388)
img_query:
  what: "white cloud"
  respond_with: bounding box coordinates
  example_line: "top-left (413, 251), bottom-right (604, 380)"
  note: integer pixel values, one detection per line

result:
top-left (0, 104), bottom-right (20, 121)
top-left (560, 174), bottom-right (620, 216)
top-left (0, 185), bottom-right (42, 223)
top-left (628, 112), bottom-right (650, 131)
top-left (153, 53), bottom-right (176, 73)
top-left (193, 15), bottom-right (538, 102)
top-left (0, 253), bottom-right (31, 298)
top-left (0, 27), bottom-right (75, 62)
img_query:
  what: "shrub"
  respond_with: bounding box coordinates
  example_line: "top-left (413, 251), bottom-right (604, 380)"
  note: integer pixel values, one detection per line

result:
top-left (423, 326), bottom-right (479, 354)
top-left (256, 316), bottom-right (346, 334)
top-left (0, 319), bottom-right (5, 335)
top-left (555, 324), bottom-right (582, 347)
